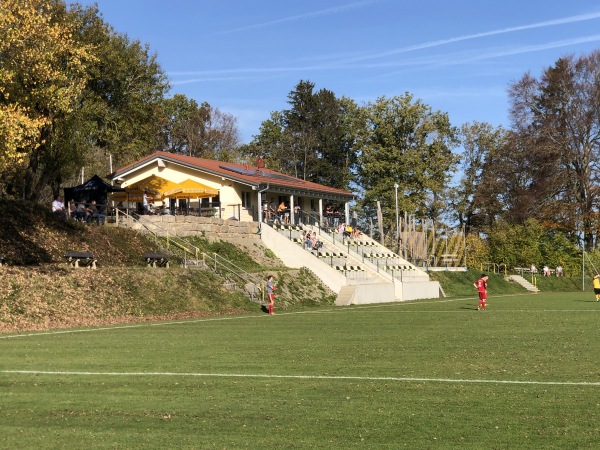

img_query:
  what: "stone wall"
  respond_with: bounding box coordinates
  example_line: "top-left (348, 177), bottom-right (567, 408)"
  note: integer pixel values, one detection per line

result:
top-left (126, 215), bottom-right (261, 242)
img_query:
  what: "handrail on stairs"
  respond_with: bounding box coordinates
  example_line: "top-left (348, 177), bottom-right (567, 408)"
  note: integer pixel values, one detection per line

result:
top-left (114, 209), bottom-right (264, 302)
top-left (202, 252), bottom-right (265, 303)
top-left (268, 220), bottom-right (404, 283)
top-left (305, 224), bottom-right (421, 283)
top-left (114, 209), bottom-right (200, 261)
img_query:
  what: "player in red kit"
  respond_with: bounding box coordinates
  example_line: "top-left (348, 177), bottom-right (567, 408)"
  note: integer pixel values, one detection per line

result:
top-left (474, 274), bottom-right (489, 310)
top-left (266, 275), bottom-right (276, 315)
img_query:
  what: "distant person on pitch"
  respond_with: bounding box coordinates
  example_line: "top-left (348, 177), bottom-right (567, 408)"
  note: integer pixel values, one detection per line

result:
top-left (593, 274), bottom-right (600, 302)
top-left (474, 274), bottom-right (489, 311)
top-left (266, 275), bottom-right (276, 314)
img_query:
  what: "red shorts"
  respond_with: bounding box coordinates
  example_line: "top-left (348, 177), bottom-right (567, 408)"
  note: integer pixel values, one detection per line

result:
top-left (268, 293), bottom-right (275, 302)
top-left (478, 291), bottom-right (487, 301)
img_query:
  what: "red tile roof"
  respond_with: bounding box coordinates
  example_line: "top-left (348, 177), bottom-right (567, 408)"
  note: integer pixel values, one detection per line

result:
top-left (112, 151), bottom-right (355, 200)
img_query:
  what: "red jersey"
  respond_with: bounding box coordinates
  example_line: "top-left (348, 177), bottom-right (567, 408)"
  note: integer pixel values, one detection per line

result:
top-left (475, 278), bottom-right (487, 292)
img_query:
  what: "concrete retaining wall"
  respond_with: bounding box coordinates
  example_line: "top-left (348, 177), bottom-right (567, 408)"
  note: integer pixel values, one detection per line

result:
top-left (402, 279), bottom-right (441, 300)
top-left (352, 283), bottom-right (397, 305)
top-left (133, 215), bottom-right (260, 241)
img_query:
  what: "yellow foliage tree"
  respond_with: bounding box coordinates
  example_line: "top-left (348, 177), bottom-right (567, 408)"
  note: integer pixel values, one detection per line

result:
top-left (0, 0), bottom-right (93, 182)
top-left (465, 233), bottom-right (489, 271)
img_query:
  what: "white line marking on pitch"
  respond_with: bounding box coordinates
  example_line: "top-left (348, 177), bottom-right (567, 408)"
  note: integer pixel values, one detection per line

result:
top-left (2, 370), bottom-right (600, 387)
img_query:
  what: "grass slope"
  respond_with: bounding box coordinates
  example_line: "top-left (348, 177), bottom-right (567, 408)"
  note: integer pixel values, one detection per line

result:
top-left (0, 199), bottom-right (334, 332)
top-left (0, 199), bottom-right (165, 266)
top-left (428, 269), bottom-right (588, 297)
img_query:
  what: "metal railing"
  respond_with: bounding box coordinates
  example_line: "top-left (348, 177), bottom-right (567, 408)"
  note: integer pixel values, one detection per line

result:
top-left (269, 221), bottom-right (404, 282)
top-left (306, 223), bottom-right (422, 282)
top-left (202, 252), bottom-right (265, 303)
top-left (114, 209), bottom-right (265, 302)
top-left (113, 209), bottom-right (200, 262)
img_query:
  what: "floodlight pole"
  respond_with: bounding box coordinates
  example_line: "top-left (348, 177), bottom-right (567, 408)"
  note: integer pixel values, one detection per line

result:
top-left (583, 248), bottom-right (585, 291)
top-left (394, 183), bottom-right (399, 239)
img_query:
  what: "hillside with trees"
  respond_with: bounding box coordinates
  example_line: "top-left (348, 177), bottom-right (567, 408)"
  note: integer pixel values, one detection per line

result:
top-left (2, 0), bottom-right (600, 280)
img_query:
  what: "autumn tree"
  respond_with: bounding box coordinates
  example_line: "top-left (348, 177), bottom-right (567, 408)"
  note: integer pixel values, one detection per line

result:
top-left (508, 51), bottom-right (600, 249)
top-left (61, 3), bottom-right (168, 186)
top-left (309, 94), bottom-right (360, 190)
top-left (0, 0), bottom-right (93, 198)
top-left (451, 122), bottom-right (508, 232)
top-left (239, 111), bottom-right (288, 171)
top-left (0, 1), bottom-right (170, 200)
top-left (283, 80), bottom-right (319, 180)
top-left (160, 94), bottom-right (241, 161)
top-left (486, 218), bottom-right (581, 273)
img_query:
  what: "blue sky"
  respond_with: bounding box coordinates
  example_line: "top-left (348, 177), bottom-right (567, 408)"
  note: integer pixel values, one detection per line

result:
top-left (80, 0), bottom-right (600, 143)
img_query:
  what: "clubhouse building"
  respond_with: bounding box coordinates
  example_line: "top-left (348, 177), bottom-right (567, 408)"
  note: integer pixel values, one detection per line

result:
top-left (109, 151), bottom-right (355, 224)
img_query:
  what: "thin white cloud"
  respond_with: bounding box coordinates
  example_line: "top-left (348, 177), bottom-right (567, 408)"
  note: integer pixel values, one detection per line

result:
top-left (218, 0), bottom-right (384, 35)
top-left (170, 33), bottom-right (600, 85)
top-left (405, 35), bottom-right (600, 71)
top-left (340, 11), bottom-right (600, 64)
top-left (370, 35), bottom-right (600, 80)
top-left (469, 35), bottom-right (600, 61)
top-left (169, 12), bottom-right (600, 85)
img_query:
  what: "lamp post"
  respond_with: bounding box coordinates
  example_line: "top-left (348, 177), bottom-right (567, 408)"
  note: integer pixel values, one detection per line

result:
top-left (394, 183), bottom-right (399, 253)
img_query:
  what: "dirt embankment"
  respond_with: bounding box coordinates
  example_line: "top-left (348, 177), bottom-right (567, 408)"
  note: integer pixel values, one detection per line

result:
top-left (0, 199), bottom-right (335, 333)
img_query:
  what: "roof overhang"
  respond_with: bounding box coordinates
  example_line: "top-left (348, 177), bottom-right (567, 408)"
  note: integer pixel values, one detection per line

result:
top-left (111, 153), bottom-right (355, 202)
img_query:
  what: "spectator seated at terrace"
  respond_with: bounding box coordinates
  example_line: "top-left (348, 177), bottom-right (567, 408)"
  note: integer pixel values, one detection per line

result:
top-left (52, 195), bottom-right (67, 219)
top-left (343, 224), bottom-right (353, 239)
top-left (88, 200), bottom-right (106, 224)
top-left (304, 230), bottom-right (313, 249)
top-left (75, 201), bottom-right (90, 222)
top-left (310, 232), bottom-right (323, 251)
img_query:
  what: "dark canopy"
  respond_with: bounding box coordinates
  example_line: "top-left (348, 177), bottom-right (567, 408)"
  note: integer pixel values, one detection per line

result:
top-left (64, 175), bottom-right (124, 206)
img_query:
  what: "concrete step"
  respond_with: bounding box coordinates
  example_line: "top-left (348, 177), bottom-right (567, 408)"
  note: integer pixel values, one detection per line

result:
top-left (335, 285), bottom-right (357, 306)
top-left (507, 274), bottom-right (540, 292)
top-left (185, 260), bottom-right (205, 268)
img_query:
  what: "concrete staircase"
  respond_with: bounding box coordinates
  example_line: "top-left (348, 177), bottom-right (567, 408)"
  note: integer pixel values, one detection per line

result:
top-left (507, 274), bottom-right (540, 292)
top-left (260, 223), bottom-right (440, 304)
top-left (336, 285), bottom-right (357, 306)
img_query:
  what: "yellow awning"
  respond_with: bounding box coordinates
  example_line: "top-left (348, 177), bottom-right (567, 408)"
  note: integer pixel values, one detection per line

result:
top-left (162, 179), bottom-right (218, 199)
top-left (111, 175), bottom-right (218, 201)
top-left (124, 175), bottom-right (180, 195)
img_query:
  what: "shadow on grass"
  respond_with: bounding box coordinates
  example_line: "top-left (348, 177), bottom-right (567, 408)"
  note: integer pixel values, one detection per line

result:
top-left (459, 305), bottom-right (478, 310)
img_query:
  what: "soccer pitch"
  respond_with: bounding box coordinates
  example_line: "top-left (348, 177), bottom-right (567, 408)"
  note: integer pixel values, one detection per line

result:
top-left (2, 292), bottom-right (600, 449)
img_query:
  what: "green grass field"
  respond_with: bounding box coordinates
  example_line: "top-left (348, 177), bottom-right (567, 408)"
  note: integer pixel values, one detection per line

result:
top-left (2, 292), bottom-right (600, 449)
